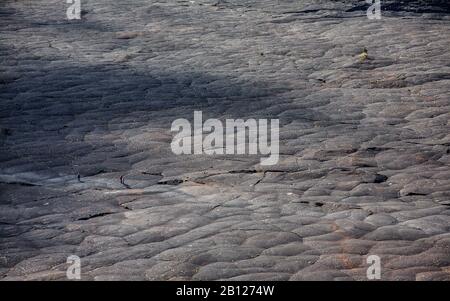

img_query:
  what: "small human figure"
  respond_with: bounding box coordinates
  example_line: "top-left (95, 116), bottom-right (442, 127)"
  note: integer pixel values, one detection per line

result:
top-left (359, 48), bottom-right (368, 62)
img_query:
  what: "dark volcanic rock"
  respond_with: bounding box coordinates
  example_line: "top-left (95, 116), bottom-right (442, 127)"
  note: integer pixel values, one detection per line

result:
top-left (0, 0), bottom-right (449, 280)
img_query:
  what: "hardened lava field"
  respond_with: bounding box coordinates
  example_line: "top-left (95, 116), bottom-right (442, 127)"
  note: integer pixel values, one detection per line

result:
top-left (0, 0), bottom-right (449, 280)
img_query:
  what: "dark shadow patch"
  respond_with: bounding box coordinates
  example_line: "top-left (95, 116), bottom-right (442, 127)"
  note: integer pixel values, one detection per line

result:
top-left (158, 179), bottom-right (186, 185)
top-left (345, 0), bottom-right (450, 14)
top-left (374, 174), bottom-right (388, 183)
top-left (77, 212), bottom-right (114, 221)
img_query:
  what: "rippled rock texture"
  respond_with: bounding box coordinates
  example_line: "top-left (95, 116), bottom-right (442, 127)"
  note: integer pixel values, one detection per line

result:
top-left (1, 0), bottom-right (449, 280)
